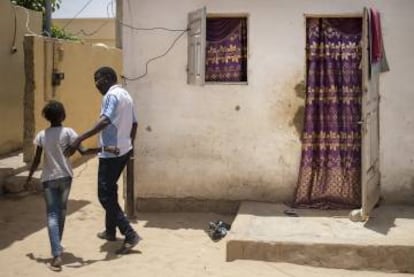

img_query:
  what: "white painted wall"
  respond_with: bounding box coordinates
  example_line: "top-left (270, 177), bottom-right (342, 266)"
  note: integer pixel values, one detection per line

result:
top-left (123, 0), bottom-right (414, 204)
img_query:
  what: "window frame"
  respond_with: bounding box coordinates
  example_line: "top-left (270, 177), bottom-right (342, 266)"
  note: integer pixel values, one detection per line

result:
top-left (187, 8), bottom-right (249, 86)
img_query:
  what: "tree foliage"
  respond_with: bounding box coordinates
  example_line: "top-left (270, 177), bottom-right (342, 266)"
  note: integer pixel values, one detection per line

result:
top-left (11, 0), bottom-right (62, 13)
top-left (11, 0), bottom-right (79, 40)
top-left (51, 25), bottom-right (79, 41)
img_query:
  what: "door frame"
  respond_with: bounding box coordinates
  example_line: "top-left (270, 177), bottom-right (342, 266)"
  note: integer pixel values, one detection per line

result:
top-left (303, 13), bottom-right (380, 221)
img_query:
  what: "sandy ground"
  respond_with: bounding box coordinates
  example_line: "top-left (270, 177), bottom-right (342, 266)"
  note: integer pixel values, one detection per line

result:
top-left (0, 158), bottom-right (412, 277)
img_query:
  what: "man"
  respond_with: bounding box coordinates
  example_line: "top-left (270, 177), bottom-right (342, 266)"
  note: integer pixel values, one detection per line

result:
top-left (65, 66), bottom-right (141, 254)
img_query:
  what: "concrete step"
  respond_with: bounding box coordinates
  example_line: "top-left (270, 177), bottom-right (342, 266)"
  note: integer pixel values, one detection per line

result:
top-left (0, 151), bottom-right (28, 175)
top-left (3, 170), bottom-right (41, 193)
top-left (226, 201), bottom-right (414, 273)
top-left (0, 168), bottom-right (14, 184)
top-left (0, 151), bottom-right (40, 194)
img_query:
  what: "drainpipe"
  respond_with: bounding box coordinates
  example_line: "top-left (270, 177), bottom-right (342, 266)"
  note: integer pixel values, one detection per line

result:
top-left (116, 0), bottom-right (123, 49)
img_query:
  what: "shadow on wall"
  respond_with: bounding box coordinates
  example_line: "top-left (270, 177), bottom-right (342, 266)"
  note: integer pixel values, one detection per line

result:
top-left (0, 193), bottom-right (89, 250)
top-left (289, 80), bottom-right (306, 138)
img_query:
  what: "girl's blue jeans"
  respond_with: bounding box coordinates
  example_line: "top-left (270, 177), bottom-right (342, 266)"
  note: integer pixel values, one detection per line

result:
top-left (43, 176), bottom-right (72, 257)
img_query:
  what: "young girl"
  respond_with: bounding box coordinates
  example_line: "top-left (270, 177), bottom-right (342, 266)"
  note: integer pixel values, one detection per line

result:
top-left (25, 100), bottom-right (118, 271)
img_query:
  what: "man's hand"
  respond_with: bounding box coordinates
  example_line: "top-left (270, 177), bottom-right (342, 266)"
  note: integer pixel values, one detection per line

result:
top-left (104, 146), bottom-right (120, 155)
top-left (64, 140), bottom-right (81, 157)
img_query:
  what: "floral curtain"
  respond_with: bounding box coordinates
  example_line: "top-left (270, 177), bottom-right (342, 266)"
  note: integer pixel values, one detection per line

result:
top-left (293, 18), bottom-right (363, 209)
top-left (205, 18), bottom-right (247, 82)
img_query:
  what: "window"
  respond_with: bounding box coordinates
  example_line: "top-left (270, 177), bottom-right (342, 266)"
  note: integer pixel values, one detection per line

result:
top-left (187, 7), bottom-right (248, 86)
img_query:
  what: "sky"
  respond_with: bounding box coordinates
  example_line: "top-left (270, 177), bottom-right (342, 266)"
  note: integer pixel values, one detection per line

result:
top-left (53, 0), bottom-right (116, 19)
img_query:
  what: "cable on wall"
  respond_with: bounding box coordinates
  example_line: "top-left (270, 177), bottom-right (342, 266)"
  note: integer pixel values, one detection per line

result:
top-left (121, 28), bottom-right (188, 81)
top-left (119, 0), bottom-right (189, 81)
top-left (74, 21), bottom-right (109, 36)
top-left (71, 1), bottom-right (113, 38)
top-left (119, 21), bottom-right (188, 32)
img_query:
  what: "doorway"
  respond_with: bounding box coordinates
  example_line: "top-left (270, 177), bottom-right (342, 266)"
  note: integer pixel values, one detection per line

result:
top-left (293, 16), bottom-right (363, 209)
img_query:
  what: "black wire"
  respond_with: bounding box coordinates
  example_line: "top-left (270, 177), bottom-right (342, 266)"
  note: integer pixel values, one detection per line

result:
top-left (118, 19), bottom-right (188, 32)
top-left (107, 0), bottom-right (115, 18)
top-left (70, 1), bottom-right (113, 37)
top-left (121, 29), bottom-right (189, 81)
top-left (63, 0), bottom-right (95, 30)
top-left (74, 21), bottom-right (109, 36)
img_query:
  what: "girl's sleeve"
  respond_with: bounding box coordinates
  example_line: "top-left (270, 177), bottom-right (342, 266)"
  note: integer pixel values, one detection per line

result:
top-left (68, 128), bottom-right (79, 144)
top-left (33, 131), bottom-right (43, 147)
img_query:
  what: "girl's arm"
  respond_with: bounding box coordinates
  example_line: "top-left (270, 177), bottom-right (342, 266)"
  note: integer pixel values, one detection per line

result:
top-left (25, 146), bottom-right (42, 187)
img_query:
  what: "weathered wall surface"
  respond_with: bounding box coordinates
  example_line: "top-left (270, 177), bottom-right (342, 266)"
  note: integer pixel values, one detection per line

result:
top-left (0, 2), bottom-right (42, 156)
top-left (23, 35), bottom-right (122, 163)
top-left (123, 0), bottom-right (414, 208)
top-left (53, 18), bottom-right (116, 47)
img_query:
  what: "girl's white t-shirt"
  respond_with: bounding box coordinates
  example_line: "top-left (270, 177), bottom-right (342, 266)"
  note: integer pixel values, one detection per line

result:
top-left (33, 127), bottom-right (78, 182)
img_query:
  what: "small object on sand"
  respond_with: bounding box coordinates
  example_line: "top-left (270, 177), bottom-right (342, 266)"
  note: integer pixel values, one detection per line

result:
top-left (284, 209), bottom-right (298, 217)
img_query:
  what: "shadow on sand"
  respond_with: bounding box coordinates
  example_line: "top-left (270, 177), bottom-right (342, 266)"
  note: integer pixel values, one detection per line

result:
top-left (137, 212), bottom-right (235, 231)
top-left (26, 241), bottom-right (142, 269)
top-left (0, 192), bottom-right (90, 250)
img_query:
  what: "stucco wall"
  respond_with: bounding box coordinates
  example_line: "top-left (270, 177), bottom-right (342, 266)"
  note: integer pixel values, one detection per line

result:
top-left (23, 35), bottom-right (122, 163)
top-left (123, 0), bottom-right (414, 207)
top-left (0, 2), bottom-right (42, 156)
top-left (53, 18), bottom-right (116, 47)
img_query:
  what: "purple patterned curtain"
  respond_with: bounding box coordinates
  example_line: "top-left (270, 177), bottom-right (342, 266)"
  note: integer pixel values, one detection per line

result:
top-left (293, 18), bottom-right (363, 209)
top-left (205, 18), bottom-right (247, 82)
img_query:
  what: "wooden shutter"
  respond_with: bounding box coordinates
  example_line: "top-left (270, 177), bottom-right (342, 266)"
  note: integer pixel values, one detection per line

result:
top-left (187, 7), bottom-right (206, 86)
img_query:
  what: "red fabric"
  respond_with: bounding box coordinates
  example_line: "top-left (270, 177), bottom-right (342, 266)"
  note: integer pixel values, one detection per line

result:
top-left (370, 8), bottom-right (383, 63)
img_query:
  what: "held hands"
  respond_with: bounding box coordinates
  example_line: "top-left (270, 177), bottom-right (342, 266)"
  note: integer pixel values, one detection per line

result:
top-left (64, 140), bottom-right (81, 157)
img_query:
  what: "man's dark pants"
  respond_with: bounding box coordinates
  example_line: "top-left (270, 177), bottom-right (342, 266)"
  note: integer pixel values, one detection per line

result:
top-left (98, 150), bottom-right (135, 239)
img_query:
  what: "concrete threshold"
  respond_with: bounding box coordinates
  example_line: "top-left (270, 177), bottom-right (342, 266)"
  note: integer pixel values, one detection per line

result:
top-left (0, 151), bottom-right (27, 175)
top-left (226, 201), bottom-right (414, 273)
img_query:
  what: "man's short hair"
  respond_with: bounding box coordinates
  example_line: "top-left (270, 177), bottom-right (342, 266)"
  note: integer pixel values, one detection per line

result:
top-left (95, 66), bottom-right (117, 83)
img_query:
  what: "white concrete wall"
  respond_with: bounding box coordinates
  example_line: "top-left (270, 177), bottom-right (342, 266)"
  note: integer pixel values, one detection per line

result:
top-left (123, 0), bottom-right (414, 204)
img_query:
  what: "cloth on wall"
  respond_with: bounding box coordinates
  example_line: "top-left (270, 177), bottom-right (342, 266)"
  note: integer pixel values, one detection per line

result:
top-left (293, 18), bottom-right (363, 209)
top-left (367, 7), bottom-right (390, 76)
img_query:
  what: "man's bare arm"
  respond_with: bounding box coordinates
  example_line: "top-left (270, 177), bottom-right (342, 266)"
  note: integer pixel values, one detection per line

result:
top-left (64, 116), bottom-right (111, 157)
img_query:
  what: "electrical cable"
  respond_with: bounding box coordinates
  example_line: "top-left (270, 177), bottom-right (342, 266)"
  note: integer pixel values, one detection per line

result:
top-left (118, 19), bottom-right (188, 32)
top-left (73, 0), bottom-right (187, 81)
top-left (121, 29), bottom-right (188, 81)
top-left (72, 1), bottom-right (113, 37)
top-left (74, 21), bottom-right (109, 36)
top-left (107, 0), bottom-right (115, 18)
top-left (62, 0), bottom-right (95, 30)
